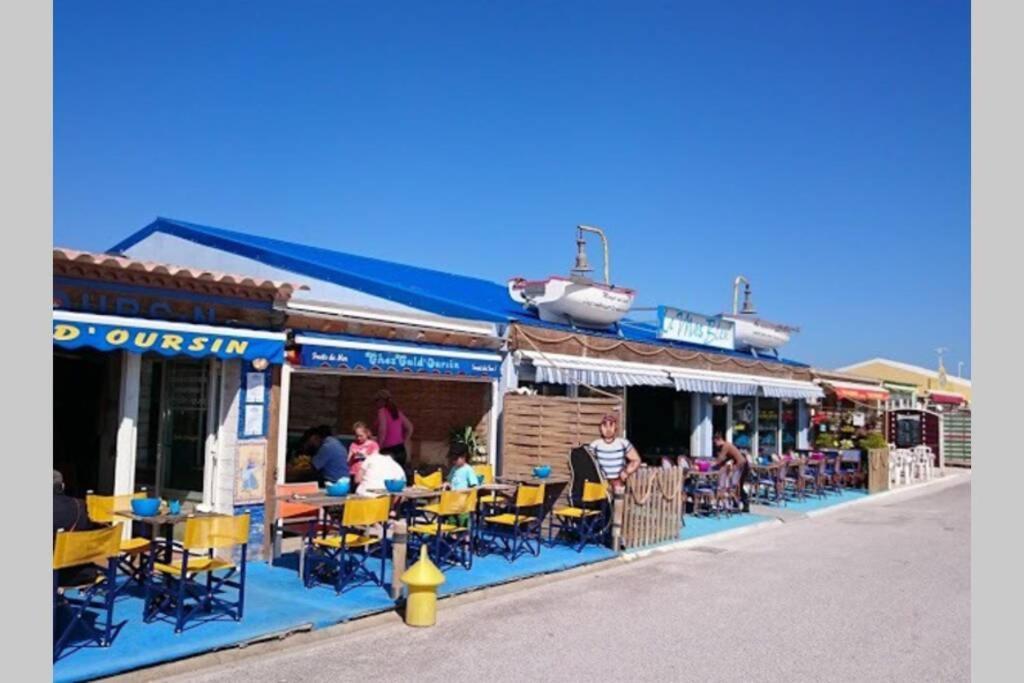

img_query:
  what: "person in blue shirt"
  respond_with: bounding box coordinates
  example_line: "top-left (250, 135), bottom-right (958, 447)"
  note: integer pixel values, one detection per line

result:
top-left (445, 442), bottom-right (480, 490)
top-left (303, 425), bottom-right (349, 485)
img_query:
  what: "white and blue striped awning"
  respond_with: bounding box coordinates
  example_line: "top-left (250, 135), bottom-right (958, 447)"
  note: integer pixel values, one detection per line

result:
top-left (759, 380), bottom-right (825, 400)
top-left (520, 350), bottom-right (823, 399)
top-left (522, 351), bottom-right (673, 388)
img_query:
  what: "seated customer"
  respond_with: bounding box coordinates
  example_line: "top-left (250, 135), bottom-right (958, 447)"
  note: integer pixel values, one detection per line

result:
top-left (348, 421), bottom-right (380, 483)
top-left (302, 425), bottom-right (349, 485)
top-left (52, 470), bottom-right (97, 586)
top-left (444, 443), bottom-right (480, 491)
top-left (355, 449), bottom-right (406, 496)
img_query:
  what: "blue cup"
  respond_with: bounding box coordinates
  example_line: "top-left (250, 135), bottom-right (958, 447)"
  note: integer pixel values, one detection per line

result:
top-left (168, 500), bottom-right (182, 515)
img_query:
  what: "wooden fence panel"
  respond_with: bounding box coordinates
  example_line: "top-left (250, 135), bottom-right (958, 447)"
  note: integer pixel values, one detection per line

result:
top-left (620, 467), bottom-right (684, 549)
top-left (500, 394), bottom-right (622, 479)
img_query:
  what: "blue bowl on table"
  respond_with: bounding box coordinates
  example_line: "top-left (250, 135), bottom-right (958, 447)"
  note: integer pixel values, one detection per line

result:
top-left (532, 465), bottom-right (551, 479)
top-left (130, 498), bottom-right (161, 517)
top-left (385, 478), bottom-right (407, 493)
top-left (326, 478), bottom-right (351, 497)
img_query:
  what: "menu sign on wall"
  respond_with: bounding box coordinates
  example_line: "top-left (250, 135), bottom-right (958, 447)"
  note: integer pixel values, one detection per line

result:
top-left (656, 306), bottom-right (736, 350)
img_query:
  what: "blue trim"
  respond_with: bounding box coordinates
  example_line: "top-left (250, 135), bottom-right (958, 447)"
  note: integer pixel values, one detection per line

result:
top-left (53, 316), bottom-right (284, 363)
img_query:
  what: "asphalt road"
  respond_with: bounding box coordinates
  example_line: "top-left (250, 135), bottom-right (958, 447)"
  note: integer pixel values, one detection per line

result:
top-left (164, 479), bottom-right (970, 683)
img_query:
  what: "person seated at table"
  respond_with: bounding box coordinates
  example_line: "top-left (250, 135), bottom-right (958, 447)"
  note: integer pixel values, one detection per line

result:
top-left (302, 425), bottom-right (349, 486)
top-left (588, 413), bottom-right (641, 491)
top-left (354, 448), bottom-right (406, 496)
top-left (712, 432), bottom-right (750, 513)
top-left (52, 469), bottom-right (98, 586)
top-left (444, 443), bottom-right (480, 491)
top-left (348, 422), bottom-right (380, 483)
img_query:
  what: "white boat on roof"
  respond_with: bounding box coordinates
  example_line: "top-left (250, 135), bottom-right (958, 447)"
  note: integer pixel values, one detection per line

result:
top-left (508, 225), bottom-right (636, 329)
top-left (722, 276), bottom-right (800, 352)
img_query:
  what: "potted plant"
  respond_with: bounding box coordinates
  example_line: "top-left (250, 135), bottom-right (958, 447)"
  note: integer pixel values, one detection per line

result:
top-left (858, 432), bottom-right (888, 452)
top-left (815, 432), bottom-right (839, 449)
top-left (449, 425), bottom-right (487, 464)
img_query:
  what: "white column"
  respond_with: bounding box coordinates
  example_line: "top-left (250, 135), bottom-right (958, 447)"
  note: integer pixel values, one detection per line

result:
top-left (690, 393), bottom-right (712, 458)
top-left (114, 352), bottom-right (141, 495)
top-left (726, 396), bottom-right (734, 443)
top-left (797, 400), bottom-right (810, 450)
top-left (487, 379), bottom-right (500, 470)
top-left (276, 363), bottom-right (293, 484)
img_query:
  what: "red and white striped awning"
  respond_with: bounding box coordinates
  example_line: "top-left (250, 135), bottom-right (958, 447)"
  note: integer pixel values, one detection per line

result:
top-left (928, 391), bottom-right (965, 405)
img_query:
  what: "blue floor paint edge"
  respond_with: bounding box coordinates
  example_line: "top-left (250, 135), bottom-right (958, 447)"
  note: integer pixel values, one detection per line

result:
top-left (53, 545), bottom-right (620, 683)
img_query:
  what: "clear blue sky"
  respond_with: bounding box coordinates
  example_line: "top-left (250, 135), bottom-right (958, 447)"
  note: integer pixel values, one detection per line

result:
top-left (54, 1), bottom-right (970, 376)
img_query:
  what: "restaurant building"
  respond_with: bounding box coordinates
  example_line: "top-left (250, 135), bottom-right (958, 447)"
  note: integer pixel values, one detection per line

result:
top-left (52, 248), bottom-right (299, 557)
top-left (109, 219), bottom-right (511, 493)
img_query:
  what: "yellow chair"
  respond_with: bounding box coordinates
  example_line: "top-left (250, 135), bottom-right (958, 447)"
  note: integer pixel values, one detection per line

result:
top-left (53, 525), bottom-right (122, 660)
top-left (471, 464), bottom-right (493, 484)
top-left (305, 496), bottom-right (390, 593)
top-left (550, 481), bottom-right (610, 551)
top-left (86, 492), bottom-right (152, 589)
top-left (144, 514), bottom-right (250, 633)
top-left (414, 469), bottom-right (444, 491)
top-left (409, 489), bottom-right (478, 569)
top-left (481, 484), bottom-right (546, 562)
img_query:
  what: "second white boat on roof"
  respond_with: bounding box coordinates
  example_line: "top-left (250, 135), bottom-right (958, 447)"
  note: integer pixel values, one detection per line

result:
top-left (507, 225), bottom-right (636, 329)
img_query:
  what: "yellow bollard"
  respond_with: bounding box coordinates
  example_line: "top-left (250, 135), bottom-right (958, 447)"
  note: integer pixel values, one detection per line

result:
top-left (400, 545), bottom-right (445, 627)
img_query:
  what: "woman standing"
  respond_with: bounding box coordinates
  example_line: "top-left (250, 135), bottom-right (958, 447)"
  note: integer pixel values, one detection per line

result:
top-left (374, 389), bottom-right (414, 470)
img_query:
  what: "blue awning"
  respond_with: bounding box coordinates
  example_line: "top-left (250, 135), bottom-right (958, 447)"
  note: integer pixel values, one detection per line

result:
top-left (293, 332), bottom-right (502, 379)
top-left (53, 310), bottom-right (286, 363)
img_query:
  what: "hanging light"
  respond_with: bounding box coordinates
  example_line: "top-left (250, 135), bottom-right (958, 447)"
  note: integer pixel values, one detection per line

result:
top-left (251, 357), bottom-right (269, 371)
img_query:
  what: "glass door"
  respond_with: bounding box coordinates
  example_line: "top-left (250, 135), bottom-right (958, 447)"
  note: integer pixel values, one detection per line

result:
top-left (136, 356), bottom-right (215, 502)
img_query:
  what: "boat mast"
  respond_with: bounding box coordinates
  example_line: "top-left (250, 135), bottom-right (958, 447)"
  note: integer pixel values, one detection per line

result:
top-left (577, 224), bottom-right (611, 285)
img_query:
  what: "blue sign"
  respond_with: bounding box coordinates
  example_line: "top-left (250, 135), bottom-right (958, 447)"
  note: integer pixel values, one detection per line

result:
top-left (299, 343), bottom-right (501, 378)
top-left (657, 306), bottom-right (736, 350)
top-left (53, 316), bottom-right (285, 363)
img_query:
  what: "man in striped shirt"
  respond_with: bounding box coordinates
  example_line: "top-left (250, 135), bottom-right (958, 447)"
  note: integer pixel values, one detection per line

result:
top-left (588, 413), bottom-right (641, 489)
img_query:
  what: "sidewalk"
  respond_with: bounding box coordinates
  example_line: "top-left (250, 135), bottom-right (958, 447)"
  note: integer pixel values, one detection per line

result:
top-left (69, 473), bottom-right (965, 682)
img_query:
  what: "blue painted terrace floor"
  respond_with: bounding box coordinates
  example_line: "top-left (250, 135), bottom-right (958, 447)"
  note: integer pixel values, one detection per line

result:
top-left (751, 487), bottom-right (870, 514)
top-left (54, 543), bottom-right (616, 683)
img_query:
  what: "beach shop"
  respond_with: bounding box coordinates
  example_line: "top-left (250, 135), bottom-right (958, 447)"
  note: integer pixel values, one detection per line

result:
top-left (52, 248), bottom-right (298, 557)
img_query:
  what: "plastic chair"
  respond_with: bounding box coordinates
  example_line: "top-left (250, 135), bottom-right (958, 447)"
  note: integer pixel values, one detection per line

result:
top-left (304, 496), bottom-right (390, 593)
top-left (53, 525), bottom-right (122, 661)
top-left (414, 470), bottom-right (444, 491)
top-left (144, 514), bottom-right (250, 633)
top-left (409, 489), bottom-right (478, 569)
top-left (85, 492), bottom-right (152, 592)
top-left (472, 464), bottom-right (493, 484)
top-left (481, 484), bottom-right (546, 562)
top-left (549, 481), bottom-right (609, 551)
top-left (273, 482), bottom-right (320, 557)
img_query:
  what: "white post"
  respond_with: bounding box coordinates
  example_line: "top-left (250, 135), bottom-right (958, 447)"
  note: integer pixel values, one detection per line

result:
top-left (276, 363), bottom-right (293, 485)
top-left (487, 379), bottom-right (500, 471)
top-left (797, 400), bottom-right (810, 450)
top-left (726, 396), bottom-right (734, 443)
top-left (202, 359), bottom-right (221, 509)
top-left (114, 352), bottom-right (141, 496)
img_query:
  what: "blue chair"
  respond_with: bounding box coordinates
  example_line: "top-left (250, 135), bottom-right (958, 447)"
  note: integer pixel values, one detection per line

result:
top-left (53, 526), bottom-right (121, 661)
top-left (144, 514), bottom-right (250, 633)
top-left (304, 496), bottom-right (389, 593)
top-left (549, 481), bottom-right (609, 551)
top-left (480, 483), bottom-right (545, 562)
top-left (409, 489), bottom-right (478, 569)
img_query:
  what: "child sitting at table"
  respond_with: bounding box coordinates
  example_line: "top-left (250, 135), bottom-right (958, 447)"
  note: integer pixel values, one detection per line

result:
top-left (348, 422), bottom-right (380, 483)
top-left (444, 442), bottom-right (480, 491)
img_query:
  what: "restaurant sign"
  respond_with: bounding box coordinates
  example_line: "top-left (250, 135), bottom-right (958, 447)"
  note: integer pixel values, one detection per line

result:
top-left (298, 343), bottom-right (502, 379)
top-left (53, 312), bottom-right (285, 362)
top-left (656, 306), bottom-right (736, 350)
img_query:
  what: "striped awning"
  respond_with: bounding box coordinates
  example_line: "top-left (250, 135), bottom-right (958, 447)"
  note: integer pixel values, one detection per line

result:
top-left (521, 351), bottom-right (672, 387)
top-left (760, 379), bottom-right (826, 400)
top-left (669, 370), bottom-right (759, 396)
top-left (822, 379), bottom-right (889, 402)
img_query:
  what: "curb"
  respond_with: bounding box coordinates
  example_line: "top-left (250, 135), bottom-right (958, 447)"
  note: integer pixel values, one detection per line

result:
top-left (804, 471), bottom-right (970, 519)
top-left (621, 518), bottom-right (785, 561)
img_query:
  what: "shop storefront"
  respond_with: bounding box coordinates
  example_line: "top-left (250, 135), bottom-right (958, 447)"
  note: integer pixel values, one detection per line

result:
top-left (810, 372), bottom-right (890, 452)
top-left (52, 249), bottom-right (297, 557)
top-left (278, 309), bottom-right (505, 485)
top-left (507, 322), bottom-right (822, 469)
